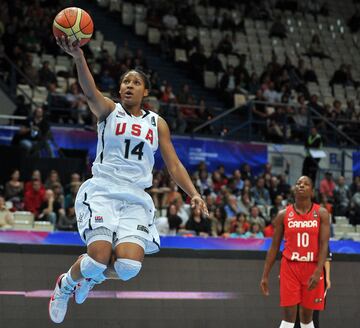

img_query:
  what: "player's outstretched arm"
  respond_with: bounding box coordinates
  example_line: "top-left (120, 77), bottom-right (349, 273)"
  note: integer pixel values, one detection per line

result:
top-left (56, 36), bottom-right (115, 120)
top-left (260, 209), bottom-right (285, 296)
top-left (308, 207), bottom-right (330, 290)
top-left (158, 117), bottom-right (208, 217)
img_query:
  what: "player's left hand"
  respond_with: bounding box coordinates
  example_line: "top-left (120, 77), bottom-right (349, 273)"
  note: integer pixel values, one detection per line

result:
top-left (190, 194), bottom-right (209, 217)
top-left (307, 270), bottom-right (321, 290)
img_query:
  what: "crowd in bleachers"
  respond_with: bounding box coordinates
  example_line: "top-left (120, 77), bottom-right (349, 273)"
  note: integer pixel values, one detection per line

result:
top-left (0, 0), bottom-right (215, 135)
top-left (136, 0), bottom-right (360, 143)
top-left (0, 0), bottom-right (359, 144)
top-left (2, 163), bottom-right (359, 239)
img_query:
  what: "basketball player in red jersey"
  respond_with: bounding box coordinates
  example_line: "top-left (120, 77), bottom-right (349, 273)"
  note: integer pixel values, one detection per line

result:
top-left (260, 176), bottom-right (330, 328)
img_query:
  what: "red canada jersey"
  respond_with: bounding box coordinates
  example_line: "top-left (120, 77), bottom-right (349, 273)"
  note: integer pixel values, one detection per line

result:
top-left (282, 203), bottom-right (321, 262)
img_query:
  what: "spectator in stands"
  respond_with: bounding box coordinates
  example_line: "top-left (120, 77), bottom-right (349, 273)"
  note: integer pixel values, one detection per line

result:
top-left (348, 8), bottom-right (360, 33)
top-left (189, 46), bottom-right (207, 83)
top-left (4, 169), bottom-right (23, 203)
top-left (0, 195), bottom-right (13, 229)
top-left (219, 65), bottom-right (238, 107)
top-left (263, 81), bottom-right (281, 103)
top-left (56, 206), bottom-right (77, 231)
top-left (248, 72), bottom-right (260, 94)
top-left (116, 40), bottom-right (133, 61)
top-left (302, 127), bottom-right (323, 183)
top-left (232, 169), bottom-right (244, 192)
top-left (319, 193), bottom-right (333, 217)
top-left (24, 170), bottom-right (44, 193)
top-left (237, 189), bottom-right (253, 216)
top-left (217, 34), bottom-right (233, 55)
top-left (52, 182), bottom-right (65, 209)
top-left (196, 170), bottom-right (213, 194)
top-left (38, 60), bottom-right (56, 87)
top-left (163, 180), bottom-right (183, 211)
top-left (12, 95), bottom-right (31, 123)
top-left (270, 195), bottom-right (285, 218)
top-left (349, 182), bottom-right (360, 226)
top-left (320, 172), bottom-right (336, 203)
top-left (330, 64), bottom-right (354, 87)
top-left (269, 16), bottom-right (287, 39)
top-left (185, 206), bottom-right (211, 236)
top-left (224, 194), bottom-right (240, 219)
top-left (149, 177), bottom-right (169, 210)
top-left (206, 51), bottom-right (224, 73)
top-left (12, 107), bottom-right (53, 157)
top-left (241, 163), bottom-right (254, 183)
top-left (243, 222), bottom-right (264, 238)
top-left (263, 213), bottom-right (276, 237)
top-left (177, 83), bottom-right (192, 105)
top-left (294, 58), bottom-right (318, 85)
top-left (307, 34), bottom-right (329, 59)
top-left (267, 176), bottom-right (280, 204)
top-left (308, 94), bottom-right (325, 115)
top-left (64, 173), bottom-right (82, 195)
top-left (98, 69), bottom-right (116, 93)
top-left (292, 96), bottom-right (308, 141)
top-left (21, 53), bottom-right (39, 85)
top-left (38, 189), bottom-right (61, 224)
top-left (229, 218), bottom-right (248, 238)
top-left (44, 169), bottom-right (62, 190)
top-left (248, 205), bottom-right (266, 228)
top-left (212, 170), bottom-right (228, 193)
top-left (210, 206), bottom-right (228, 237)
top-left (66, 82), bottom-right (91, 124)
top-left (162, 9), bottom-right (178, 30)
top-left (277, 174), bottom-right (291, 200)
top-left (166, 203), bottom-right (183, 234)
top-left (64, 181), bottom-right (81, 216)
top-left (24, 179), bottom-right (45, 217)
top-left (133, 49), bottom-right (148, 71)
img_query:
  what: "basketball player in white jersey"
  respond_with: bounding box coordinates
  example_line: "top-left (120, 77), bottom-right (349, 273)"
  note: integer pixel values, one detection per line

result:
top-left (49, 36), bottom-right (209, 323)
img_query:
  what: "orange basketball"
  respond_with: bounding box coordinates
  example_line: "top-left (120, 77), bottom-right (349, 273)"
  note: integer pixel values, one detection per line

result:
top-left (53, 7), bottom-right (94, 47)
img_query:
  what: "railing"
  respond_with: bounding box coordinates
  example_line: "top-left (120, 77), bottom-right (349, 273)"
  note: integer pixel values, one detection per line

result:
top-left (191, 99), bottom-right (360, 148)
top-left (0, 53), bottom-right (41, 107)
top-left (1, 48), bottom-right (359, 148)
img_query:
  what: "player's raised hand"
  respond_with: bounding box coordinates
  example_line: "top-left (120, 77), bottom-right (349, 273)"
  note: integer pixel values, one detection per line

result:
top-left (190, 194), bottom-right (209, 217)
top-left (260, 277), bottom-right (270, 296)
top-left (56, 35), bottom-right (83, 59)
top-left (307, 270), bottom-right (321, 290)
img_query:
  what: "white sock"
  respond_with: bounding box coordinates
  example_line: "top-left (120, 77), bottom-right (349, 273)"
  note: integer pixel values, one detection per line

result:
top-left (279, 321), bottom-right (295, 328)
top-left (300, 322), bottom-right (315, 328)
top-left (92, 272), bottom-right (106, 283)
top-left (63, 268), bottom-right (78, 287)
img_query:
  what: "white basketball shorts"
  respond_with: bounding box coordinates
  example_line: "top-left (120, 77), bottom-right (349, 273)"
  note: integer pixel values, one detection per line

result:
top-left (75, 177), bottom-right (160, 254)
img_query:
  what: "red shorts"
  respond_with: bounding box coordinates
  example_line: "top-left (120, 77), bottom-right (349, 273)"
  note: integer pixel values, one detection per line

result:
top-left (280, 257), bottom-right (325, 310)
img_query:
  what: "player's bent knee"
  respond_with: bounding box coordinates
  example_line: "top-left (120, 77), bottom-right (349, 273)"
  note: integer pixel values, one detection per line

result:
top-left (80, 254), bottom-right (107, 279)
top-left (114, 258), bottom-right (142, 281)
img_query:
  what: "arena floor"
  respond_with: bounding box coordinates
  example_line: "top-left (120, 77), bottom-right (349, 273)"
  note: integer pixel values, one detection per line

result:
top-left (0, 249), bottom-right (359, 328)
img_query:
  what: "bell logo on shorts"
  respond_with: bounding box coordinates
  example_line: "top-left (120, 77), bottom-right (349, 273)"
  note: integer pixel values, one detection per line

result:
top-left (95, 216), bottom-right (103, 223)
top-left (137, 225), bottom-right (149, 234)
top-left (314, 298), bottom-right (323, 303)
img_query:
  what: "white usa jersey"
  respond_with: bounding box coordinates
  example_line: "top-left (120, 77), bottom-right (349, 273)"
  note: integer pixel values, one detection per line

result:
top-left (92, 103), bottom-right (159, 189)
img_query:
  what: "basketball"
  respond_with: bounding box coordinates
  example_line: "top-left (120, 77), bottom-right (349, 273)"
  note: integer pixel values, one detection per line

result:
top-left (53, 7), bottom-right (94, 47)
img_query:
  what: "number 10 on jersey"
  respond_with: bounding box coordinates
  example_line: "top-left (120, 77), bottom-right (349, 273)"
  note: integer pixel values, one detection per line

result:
top-left (297, 232), bottom-right (309, 247)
